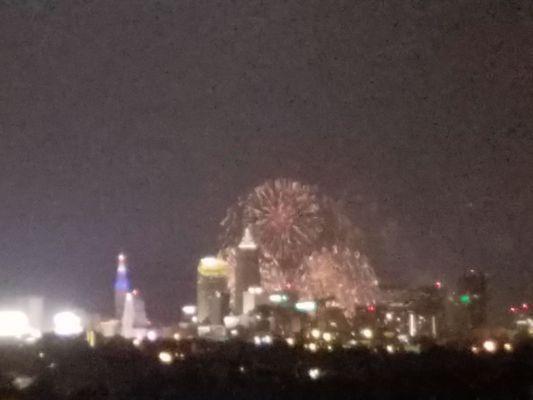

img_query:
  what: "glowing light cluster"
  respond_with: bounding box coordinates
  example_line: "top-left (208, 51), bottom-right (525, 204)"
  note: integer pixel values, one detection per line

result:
top-left (53, 311), bottom-right (83, 337)
top-left (0, 311), bottom-right (35, 338)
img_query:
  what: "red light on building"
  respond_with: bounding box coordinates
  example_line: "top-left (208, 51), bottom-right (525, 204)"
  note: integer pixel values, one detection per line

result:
top-left (434, 281), bottom-right (442, 289)
top-left (522, 303), bottom-right (529, 310)
top-left (367, 305), bottom-right (376, 313)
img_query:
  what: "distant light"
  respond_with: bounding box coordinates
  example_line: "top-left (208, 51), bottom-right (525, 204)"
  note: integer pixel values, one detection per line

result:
top-left (173, 333), bottom-right (181, 341)
top-left (146, 330), bottom-right (157, 342)
top-left (398, 334), bottom-right (409, 344)
top-left (253, 336), bottom-right (262, 346)
top-left (310, 328), bottom-right (321, 339)
top-left (248, 286), bottom-right (264, 295)
top-left (522, 303), bottom-right (529, 310)
top-left (361, 328), bottom-right (373, 339)
top-left (133, 338), bottom-right (141, 347)
top-left (261, 335), bottom-right (273, 345)
top-left (459, 294), bottom-right (471, 304)
top-left (483, 339), bottom-right (497, 353)
top-left (503, 343), bottom-right (513, 352)
top-left (286, 337), bottom-right (295, 347)
top-left (471, 345), bottom-right (479, 354)
top-left (198, 257), bottom-right (228, 277)
top-left (118, 253), bottom-right (126, 262)
top-left (322, 332), bottom-right (333, 342)
top-left (12, 376), bottom-right (34, 390)
top-left (308, 367), bottom-right (322, 380)
top-left (230, 329), bottom-right (238, 337)
top-left (223, 315), bottom-right (240, 328)
top-left (53, 311), bottom-right (83, 337)
top-left (307, 342), bottom-right (318, 352)
top-left (269, 293), bottom-right (288, 303)
top-left (385, 312), bottom-right (393, 321)
top-left (366, 305), bottom-right (376, 313)
top-left (434, 281), bottom-right (442, 289)
top-left (191, 316), bottom-right (198, 323)
top-left (345, 339), bottom-right (357, 348)
top-left (295, 301), bottom-right (317, 312)
top-left (386, 344), bottom-right (395, 354)
top-left (158, 351), bottom-right (173, 364)
top-left (0, 311), bottom-right (32, 338)
top-left (182, 305), bottom-right (197, 316)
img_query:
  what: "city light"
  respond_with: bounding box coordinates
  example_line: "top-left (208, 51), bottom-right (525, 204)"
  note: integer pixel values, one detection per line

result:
top-left (262, 335), bottom-right (273, 345)
top-left (308, 368), bottom-right (322, 380)
top-left (53, 311), bottom-right (83, 337)
top-left (0, 311), bottom-right (34, 338)
top-left (322, 332), bottom-right (333, 342)
top-left (248, 286), bottom-right (264, 295)
top-left (504, 343), bottom-right (513, 352)
top-left (360, 328), bottom-right (373, 339)
top-left (310, 328), bottom-right (321, 339)
top-left (307, 342), bottom-right (318, 352)
top-left (482, 340), bottom-right (497, 353)
top-left (269, 293), bottom-right (288, 303)
top-left (158, 351), bottom-right (173, 364)
top-left (146, 330), bottom-right (157, 341)
top-left (182, 305), bottom-right (197, 315)
top-left (295, 301), bottom-right (317, 312)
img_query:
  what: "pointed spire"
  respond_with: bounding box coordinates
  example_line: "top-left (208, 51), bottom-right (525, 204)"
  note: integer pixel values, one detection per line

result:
top-left (117, 253), bottom-right (127, 272)
top-left (115, 252), bottom-right (131, 292)
top-left (238, 226), bottom-right (257, 250)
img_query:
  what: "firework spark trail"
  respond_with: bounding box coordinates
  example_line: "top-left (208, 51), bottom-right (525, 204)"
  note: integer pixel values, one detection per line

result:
top-left (219, 178), bottom-right (380, 314)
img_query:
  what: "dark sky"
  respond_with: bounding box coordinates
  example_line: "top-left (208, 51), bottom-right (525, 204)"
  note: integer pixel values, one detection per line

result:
top-left (1, 0), bottom-right (532, 322)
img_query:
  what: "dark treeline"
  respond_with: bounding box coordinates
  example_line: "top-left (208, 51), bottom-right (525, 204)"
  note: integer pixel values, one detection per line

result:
top-left (1, 337), bottom-right (532, 399)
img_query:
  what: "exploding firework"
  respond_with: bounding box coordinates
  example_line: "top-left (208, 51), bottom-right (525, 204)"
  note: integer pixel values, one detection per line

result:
top-left (296, 246), bottom-right (379, 315)
top-left (219, 178), bottom-right (380, 313)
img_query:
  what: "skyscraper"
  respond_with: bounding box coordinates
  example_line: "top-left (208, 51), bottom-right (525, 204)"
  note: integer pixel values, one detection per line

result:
top-left (456, 268), bottom-right (488, 330)
top-left (234, 227), bottom-right (261, 314)
top-left (120, 290), bottom-right (149, 339)
top-left (197, 257), bottom-right (229, 325)
top-left (114, 253), bottom-right (131, 318)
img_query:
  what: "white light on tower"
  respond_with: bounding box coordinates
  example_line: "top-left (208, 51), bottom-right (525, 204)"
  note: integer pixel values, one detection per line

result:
top-left (53, 311), bottom-right (83, 336)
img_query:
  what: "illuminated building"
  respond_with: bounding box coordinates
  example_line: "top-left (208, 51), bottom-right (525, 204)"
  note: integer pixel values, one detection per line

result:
top-left (197, 257), bottom-right (229, 325)
top-left (455, 268), bottom-right (488, 330)
top-left (242, 287), bottom-right (267, 314)
top-left (114, 253), bottom-right (131, 318)
top-left (234, 227), bottom-right (261, 314)
top-left (120, 290), bottom-right (150, 339)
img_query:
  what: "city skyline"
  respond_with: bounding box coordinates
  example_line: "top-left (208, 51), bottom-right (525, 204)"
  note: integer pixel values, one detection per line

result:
top-left (1, 1), bottom-right (532, 322)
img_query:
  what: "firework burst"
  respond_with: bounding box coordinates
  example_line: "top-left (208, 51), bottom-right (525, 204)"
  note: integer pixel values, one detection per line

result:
top-left (296, 246), bottom-right (379, 315)
top-left (219, 178), bottom-right (380, 313)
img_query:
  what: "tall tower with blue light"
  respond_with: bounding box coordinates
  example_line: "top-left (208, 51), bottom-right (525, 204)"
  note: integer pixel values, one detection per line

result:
top-left (114, 253), bottom-right (131, 318)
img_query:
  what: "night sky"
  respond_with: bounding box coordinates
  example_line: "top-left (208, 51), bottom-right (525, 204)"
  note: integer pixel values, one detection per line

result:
top-left (1, 0), bottom-right (532, 322)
